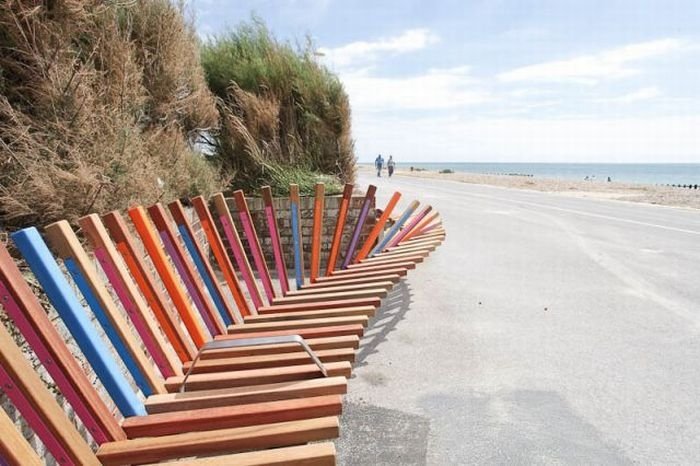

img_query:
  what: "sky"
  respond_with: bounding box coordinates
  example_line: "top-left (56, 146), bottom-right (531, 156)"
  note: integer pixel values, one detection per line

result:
top-left (192, 0), bottom-right (700, 163)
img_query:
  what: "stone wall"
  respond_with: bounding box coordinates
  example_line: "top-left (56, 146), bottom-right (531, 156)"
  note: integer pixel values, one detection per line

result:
top-left (226, 195), bottom-right (376, 274)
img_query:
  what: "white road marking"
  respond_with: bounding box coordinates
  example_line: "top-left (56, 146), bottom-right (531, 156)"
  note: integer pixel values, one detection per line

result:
top-left (393, 178), bottom-right (700, 236)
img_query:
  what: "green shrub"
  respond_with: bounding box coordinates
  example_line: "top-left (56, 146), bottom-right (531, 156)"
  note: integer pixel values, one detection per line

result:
top-left (439, 169), bottom-right (455, 174)
top-left (200, 18), bottom-right (355, 193)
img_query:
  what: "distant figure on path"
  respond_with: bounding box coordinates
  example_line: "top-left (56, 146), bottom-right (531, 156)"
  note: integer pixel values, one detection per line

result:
top-left (375, 154), bottom-right (384, 177)
top-left (387, 155), bottom-right (396, 177)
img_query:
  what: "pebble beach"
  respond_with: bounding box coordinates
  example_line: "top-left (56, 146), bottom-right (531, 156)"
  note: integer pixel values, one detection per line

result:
top-left (359, 165), bottom-right (700, 210)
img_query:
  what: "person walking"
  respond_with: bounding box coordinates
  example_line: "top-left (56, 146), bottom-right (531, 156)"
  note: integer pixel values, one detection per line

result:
top-left (387, 155), bottom-right (396, 178)
top-left (375, 154), bottom-right (384, 177)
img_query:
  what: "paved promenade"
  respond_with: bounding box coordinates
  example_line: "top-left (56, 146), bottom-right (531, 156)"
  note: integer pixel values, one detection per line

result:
top-left (337, 173), bottom-right (700, 465)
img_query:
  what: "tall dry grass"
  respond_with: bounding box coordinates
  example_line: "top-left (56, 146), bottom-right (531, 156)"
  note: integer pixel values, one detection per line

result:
top-left (0, 0), bottom-right (223, 230)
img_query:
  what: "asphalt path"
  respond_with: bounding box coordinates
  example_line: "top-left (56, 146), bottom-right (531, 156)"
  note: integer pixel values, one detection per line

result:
top-left (337, 173), bottom-right (700, 465)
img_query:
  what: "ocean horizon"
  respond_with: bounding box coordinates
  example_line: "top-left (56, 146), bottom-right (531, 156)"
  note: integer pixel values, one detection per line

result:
top-left (361, 162), bottom-right (700, 186)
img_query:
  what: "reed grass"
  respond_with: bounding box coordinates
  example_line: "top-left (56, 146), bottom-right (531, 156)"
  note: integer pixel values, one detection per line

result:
top-left (201, 18), bottom-right (355, 194)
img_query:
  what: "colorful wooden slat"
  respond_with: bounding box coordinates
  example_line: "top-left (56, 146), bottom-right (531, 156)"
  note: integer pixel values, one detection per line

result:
top-left (100, 212), bottom-right (197, 362)
top-left (0, 243), bottom-right (123, 443)
top-left (163, 362), bottom-right (352, 392)
top-left (387, 206), bottom-right (433, 248)
top-left (169, 200), bottom-right (236, 327)
top-left (11, 227), bottom-right (146, 417)
top-left (0, 324), bottom-right (99, 465)
top-left (148, 203), bottom-right (224, 337)
top-left (261, 187), bottom-right (289, 296)
top-left (144, 377), bottom-right (347, 414)
top-left (44, 221), bottom-right (165, 396)
top-left (310, 183), bottom-right (325, 282)
top-left (120, 395), bottom-right (342, 438)
top-left (211, 193), bottom-right (264, 310)
top-left (191, 195), bottom-right (251, 319)
top-left (128, 205), bottom-right (209, 348)
top-left (63, 259), bottom-right (154, 396)
top-left (325, 183), bottom-right (353, 276)
top-left (400, 212), bottom-right (440, 242)
top-left (95, 418), bottom-right (339, 466)
top-left (369, 200), bottom-right (420, 256)
top-left (1, 319), bottom-right (342, 466)
top-left (354, 192), bottom-right (401, 263)
top-left (289, 184), bottom-right (305, 289)
top-left (341, 185), bottom-right (376, 269)
top-left (0, 365), bottom-right (72, 465)
top-left (418, 220), bottom-right (444, 236)
top-left (233, 190), bottom-right (276, 302)
top-left (78, 214), bottom-right (181, 377)
top-left (0, 407), bottom-right (43, 466)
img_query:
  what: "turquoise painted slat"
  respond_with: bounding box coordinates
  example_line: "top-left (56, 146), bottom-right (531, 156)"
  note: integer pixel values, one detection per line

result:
top-left (177, 224), bottom-right (233, 326)
top-left (63, 258), bottom-right (152, 396)
top-left (369, 202), bottom-right (419, 257)
top-left (290, 201), bottom-right (304, 289)
top-left (11, 228), bottom-right (146, 417)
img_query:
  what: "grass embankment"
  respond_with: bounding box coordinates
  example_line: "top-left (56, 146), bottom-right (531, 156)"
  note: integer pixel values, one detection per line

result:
top-left (0, 6), bottom-right (353, 230)
top-left (200, 19), bottom-right (352, 196)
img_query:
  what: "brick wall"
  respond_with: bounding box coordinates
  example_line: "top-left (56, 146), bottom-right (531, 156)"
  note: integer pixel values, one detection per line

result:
top-left (226, 194), bottom-right (376, 273)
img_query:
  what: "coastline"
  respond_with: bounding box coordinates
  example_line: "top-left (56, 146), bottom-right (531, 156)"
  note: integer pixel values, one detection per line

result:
top-left (357, 165), bottom-right (700, 210)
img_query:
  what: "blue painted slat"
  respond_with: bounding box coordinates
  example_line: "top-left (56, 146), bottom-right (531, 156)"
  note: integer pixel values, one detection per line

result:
top-left (177, 224), bottom-right (232, 326)
top-left (63, 258), bottom-right (152, 396)
top-left (11, 228), bottom-right (146, 417)
top-left (290, 201), bottom-right (304, 289)
top-left (370, 204), bottom-right (418, 257)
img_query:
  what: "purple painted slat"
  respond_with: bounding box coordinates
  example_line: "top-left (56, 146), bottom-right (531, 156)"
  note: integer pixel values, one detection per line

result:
top-left (388, 206), bottom-right (433, 248)
top-left (94, 247), bottom-right (174, 378)
top-left (0, 280), bottom-right (109, 445)
top-left (341, 197), bottom-right (372, 269)
top-left (158, 231), bottom-right (216, 337)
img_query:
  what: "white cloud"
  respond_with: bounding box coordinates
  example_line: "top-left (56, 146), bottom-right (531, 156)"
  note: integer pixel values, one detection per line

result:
top-left (342, 66), bottom-right (489, 111)
top-left (601, 86), bottom-right (662, 104)
top-left (354, 114), bottom-right (700, 163)
top-left (498, 39), bottom-right (685, 84)
top-left (319, 28), bottom-right (439, 68)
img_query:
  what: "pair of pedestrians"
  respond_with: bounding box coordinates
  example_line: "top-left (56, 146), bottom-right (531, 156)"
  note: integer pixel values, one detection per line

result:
top-left (375, 155), bottom-right (396, 177)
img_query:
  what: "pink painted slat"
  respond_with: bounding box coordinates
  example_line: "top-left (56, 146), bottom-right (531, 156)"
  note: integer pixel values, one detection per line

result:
top-left (219, 214), bottom-right (264, 310)
top-left (388, 206), bottom-right (433, 248)
top-left (239, 209), bottom-right (275, 302)
top-left (94, 248), bottom-right (174, 378)
top-left (0, 365), bottom-right (74, 465)
top-left (265, 204), bottom-right (289, 295)
top-left (0, 280), bottom-right (109, 445)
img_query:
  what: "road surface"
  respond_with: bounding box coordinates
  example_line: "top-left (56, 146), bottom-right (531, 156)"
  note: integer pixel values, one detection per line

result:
top-left (337, 173), bottom-right (700, 465)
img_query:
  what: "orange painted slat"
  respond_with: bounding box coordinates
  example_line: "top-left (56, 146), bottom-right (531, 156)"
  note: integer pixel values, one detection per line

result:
top-left (191, 195), bottom-right (251, 320)
top-left (354, 192), bottom-right (401, 263)
top-left (310, 183), bottom-right (325, 282)
top-left (128, 205), bottom-right (209, 348)
top-left (325, 183), bottom-right (353, 276)
top-left (101, 211), bottom-right (197, 362)
top-left (148, 203), bottom-right (225, 337)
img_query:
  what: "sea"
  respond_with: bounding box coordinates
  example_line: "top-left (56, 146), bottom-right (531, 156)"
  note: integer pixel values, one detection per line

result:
top-left (391, 163), bottom-right (700, 186)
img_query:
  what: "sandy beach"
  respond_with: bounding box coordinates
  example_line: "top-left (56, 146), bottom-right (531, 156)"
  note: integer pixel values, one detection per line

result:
top-left (358, 165), bottom-right (700, 210)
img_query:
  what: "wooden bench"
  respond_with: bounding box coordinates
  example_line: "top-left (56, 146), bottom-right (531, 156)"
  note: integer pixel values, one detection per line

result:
top-left (0, 181), bottom-right (444, 464)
